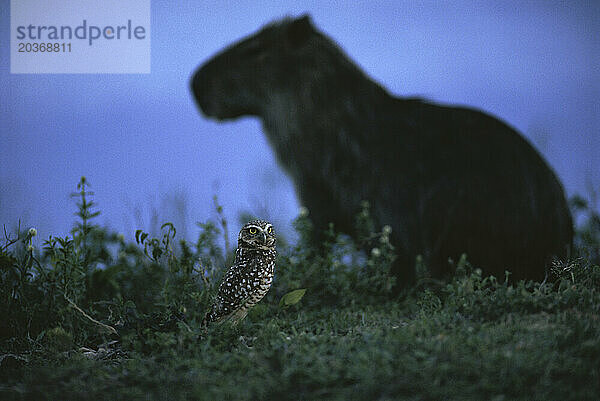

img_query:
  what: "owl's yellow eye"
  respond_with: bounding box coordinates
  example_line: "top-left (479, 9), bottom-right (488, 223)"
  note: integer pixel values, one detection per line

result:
top-left (267, 227), bottom-right (273, 234)
top-left (248, 227), bottom-right (257, 235)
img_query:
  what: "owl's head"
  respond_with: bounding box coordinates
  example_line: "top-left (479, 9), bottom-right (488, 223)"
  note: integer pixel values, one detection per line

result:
top-left (238, 219), bottom-right (276, 250)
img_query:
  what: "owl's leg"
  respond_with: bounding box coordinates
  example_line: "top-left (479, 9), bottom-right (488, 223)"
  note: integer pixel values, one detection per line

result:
top-left (230, 308), bottom-right (249, 324)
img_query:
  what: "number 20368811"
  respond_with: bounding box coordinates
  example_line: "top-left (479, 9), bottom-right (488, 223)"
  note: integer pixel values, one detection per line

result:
top-left (18, 43), bottom-right (71, 52)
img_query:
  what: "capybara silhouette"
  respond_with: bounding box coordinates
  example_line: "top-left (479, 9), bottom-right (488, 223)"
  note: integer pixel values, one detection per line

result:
top-left (191, 15), bottom-right (573, 285)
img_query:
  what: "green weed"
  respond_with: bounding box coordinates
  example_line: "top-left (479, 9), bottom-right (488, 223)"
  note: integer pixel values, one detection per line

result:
top-left (0, 178), bottom-right (599, 400)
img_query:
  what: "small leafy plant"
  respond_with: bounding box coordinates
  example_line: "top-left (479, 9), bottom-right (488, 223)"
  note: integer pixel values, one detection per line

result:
top-left (0, 178), bottom-right (599, 400)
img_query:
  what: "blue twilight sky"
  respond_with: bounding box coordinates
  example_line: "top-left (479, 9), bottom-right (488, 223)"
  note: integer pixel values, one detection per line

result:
top-left (1, 1), bottom-right (599, 245)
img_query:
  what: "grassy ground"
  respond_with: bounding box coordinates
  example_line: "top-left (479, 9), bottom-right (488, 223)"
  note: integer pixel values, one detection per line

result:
top-left (1, 178), bottom-right (599, 400)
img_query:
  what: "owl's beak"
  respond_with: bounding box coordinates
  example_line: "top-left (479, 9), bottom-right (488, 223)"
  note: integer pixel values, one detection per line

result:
top-left (261, 232), bottom-right (267, 245)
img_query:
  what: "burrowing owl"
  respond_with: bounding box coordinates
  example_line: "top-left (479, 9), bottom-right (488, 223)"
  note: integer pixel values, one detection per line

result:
top-left (202, 220), bottom-right (276, 326)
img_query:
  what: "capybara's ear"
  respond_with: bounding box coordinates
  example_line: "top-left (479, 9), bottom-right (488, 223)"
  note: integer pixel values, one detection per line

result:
top-left (286, 15), bottom-right (313, 48)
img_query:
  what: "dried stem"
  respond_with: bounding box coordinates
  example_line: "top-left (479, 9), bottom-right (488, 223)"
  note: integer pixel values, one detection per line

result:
top-left (65, 296), bottom-right (117, 335)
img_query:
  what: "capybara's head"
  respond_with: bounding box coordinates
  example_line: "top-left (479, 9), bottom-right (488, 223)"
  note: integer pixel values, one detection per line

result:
top-left (191, 15), bottom-right (338, 120)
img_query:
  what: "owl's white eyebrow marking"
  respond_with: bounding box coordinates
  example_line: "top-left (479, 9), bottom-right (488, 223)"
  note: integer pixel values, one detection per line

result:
top-left (246, 225), bottom-right (264, 231)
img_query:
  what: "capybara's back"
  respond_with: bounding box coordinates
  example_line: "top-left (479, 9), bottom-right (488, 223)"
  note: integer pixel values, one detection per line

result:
top-left (191, 15), bottom-right (573, 285)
